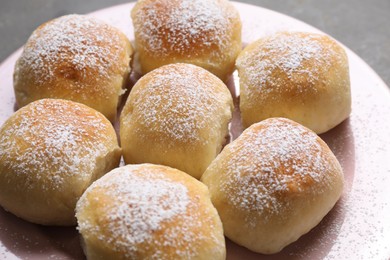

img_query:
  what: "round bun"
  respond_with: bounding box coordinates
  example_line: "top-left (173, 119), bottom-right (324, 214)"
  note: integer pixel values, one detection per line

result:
top-left (131, 0), bottom-right (242, 81)
top-left (76, 164), bottom-right (226, 259)
top-left (201, 117), bottom-right (344, 254)
top-left (236, 31), bottom-right (351, 133)
top-left (14, 14), bottom-right (133, 122)
top-left (120, 63), bottom-right (233, 179)
top-left (0, 99), bottom-right (121, 226)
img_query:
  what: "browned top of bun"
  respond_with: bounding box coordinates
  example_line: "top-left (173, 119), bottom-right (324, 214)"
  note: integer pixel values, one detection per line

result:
top-left (131, 0), bottom-right (240, 59)
top-left (121, 63), bottom-right (233, 148)
top-left (15, 14), bottom-right (131, 100)
top-left (0, 98), bottom-right (117, 192)
top-left (209, 118), bottom-right (343, 221)
top-left (236, 31), bottom-right (348, 101)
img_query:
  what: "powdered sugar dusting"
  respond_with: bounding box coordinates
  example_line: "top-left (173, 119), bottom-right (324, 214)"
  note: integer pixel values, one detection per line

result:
top-left (0, 99), bottom-right (114, 191)
top-left (99, 169), bottom-right (188, 246)
top-left (76, 165), bottom-right (217, 258)
top-left (128, 64), bottom-right (231, 147)
top-left (221, 118), bottom-right (337, 225)
top-left (236, 32), bottom-right (337, 96)
top-left (16, 14), bottom-right (124, 85)
top-left (132, 0), bottom-right (234, 57)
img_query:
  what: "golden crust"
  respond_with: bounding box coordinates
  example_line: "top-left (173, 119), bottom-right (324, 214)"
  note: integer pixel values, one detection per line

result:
top-left (76, 164), bottom-right (226, 259)
top-left (236, 31), bottom-right (351, 133)
top-left (13, 14), bottom-right (133, 122)
top-left (131, 0), bottom-right (242, 81)
top-left (0, 99), bottom-right (121, 225)
top-left (201, 118), bottom-right (344, 254)
top-left (120, 63), bottom-right (233, 179)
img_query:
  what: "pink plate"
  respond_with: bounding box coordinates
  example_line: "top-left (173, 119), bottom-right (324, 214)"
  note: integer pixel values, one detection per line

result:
top-left (1, 2), bottom-right (390, 259)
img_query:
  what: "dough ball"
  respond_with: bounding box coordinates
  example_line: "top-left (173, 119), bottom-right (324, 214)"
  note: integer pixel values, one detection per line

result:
top-left (120, 63), bottom-right (233, 179)
top-left (236, 31), bottom-right (351, 133)
top-left (0, 99), bottom-right (121, 225)
top-left (76, 163), bottom-right (226, 259)
top-left (14, 14), bottom-right (133, 122)
top-left (201, 117), bottom-right (344, 254)
top-left (131, 0), bottom-right (242, 81)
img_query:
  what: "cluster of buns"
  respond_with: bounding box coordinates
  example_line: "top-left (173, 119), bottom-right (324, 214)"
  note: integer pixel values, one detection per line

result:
top-left (0, 0), bottom-right (352, 258)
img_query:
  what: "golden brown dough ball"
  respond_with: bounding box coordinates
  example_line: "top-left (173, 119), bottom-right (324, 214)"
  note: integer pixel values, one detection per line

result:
top-left (131, 0), bottom-right (242, 81)
top-left (236, 31), bottom-right (351, 133)
top-left (120, 63), bottom-right (233, 179)
top-left (0, 99), bottom-right (121, 226)
top-left (201, 117), bottom-right (344, 254)
top-left (76, 164), bottom-right (226, 259)
top-left (14, 14), bottom-right (133, 122)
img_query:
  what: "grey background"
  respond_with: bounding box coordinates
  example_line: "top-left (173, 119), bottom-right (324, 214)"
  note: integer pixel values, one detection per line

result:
top-left (0, 0), bottom-right (389, 87)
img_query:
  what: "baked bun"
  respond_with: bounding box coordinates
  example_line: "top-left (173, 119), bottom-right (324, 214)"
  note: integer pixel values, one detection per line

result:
top-left (76, 164), bottom-right (226, 259)
top-left (0, 99), bottom-right (121, 226)
top-left (201, 118), bottom-right (344, 254)
top-left (120, 63), bottom-right (233, 179)
top-left (131, 0), bottom-right (242, 81)
top-left (236, 31), bottom-right (351, 133)
top-left (14, 14), bottom-right (133, 122)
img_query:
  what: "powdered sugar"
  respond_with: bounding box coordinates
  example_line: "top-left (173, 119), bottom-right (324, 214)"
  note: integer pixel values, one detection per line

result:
top-left (132, 0), bottom-right (234, 57)
top-left (16, 14), bottom-right (123, 85)
top-left (236, 32), bottom-right (337, 96)
top-left (76, 165), bottom-right (216, 258)
top-left (129, 64), bottom-right (230, 147)
top-left (0, 99), bottom-right (113, 191)
top-left (100, 171), bottom-right (188, 246)
top-left (221, 118), bottom-right (335, 225)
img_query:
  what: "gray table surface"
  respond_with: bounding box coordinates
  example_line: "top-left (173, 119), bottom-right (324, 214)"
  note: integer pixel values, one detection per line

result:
top-left (1, 0), bottom-right (389, 87)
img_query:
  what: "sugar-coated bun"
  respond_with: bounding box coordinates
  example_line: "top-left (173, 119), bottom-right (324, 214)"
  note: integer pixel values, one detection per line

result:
top-left (0, 99), bottom-right (121, 226)
top-left (131, 0), bottom-right (242, 81)
top-left (120, 63), bottom-right (233, 179)
top-left (14, 14), bottom-right (133, 122)
top-left (76, 164), bottom-right (226, 259)
top-left (236, 31), bottom-right (351, 133)
top-left (201, 118), bottom-right (344, 254)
